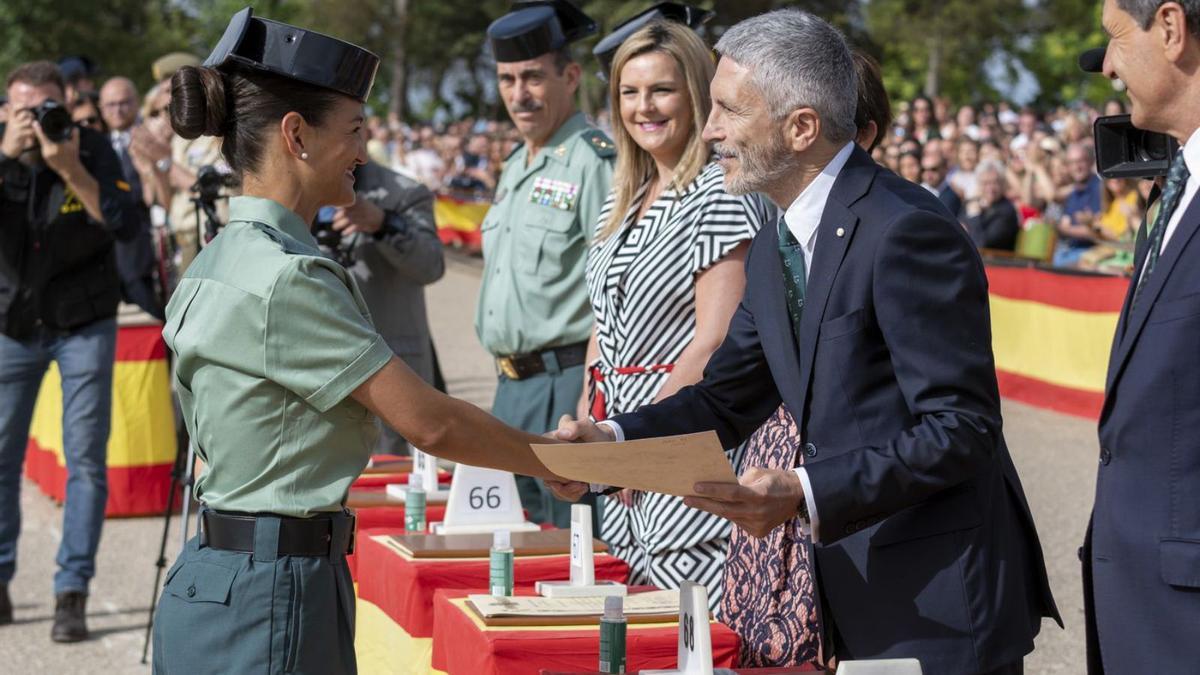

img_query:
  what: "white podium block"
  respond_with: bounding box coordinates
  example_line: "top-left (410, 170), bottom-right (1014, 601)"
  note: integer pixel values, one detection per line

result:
top-left (385, 447), bottom-right (450, 504)
top-left (536, 504), bottom-right (626, 598)
top-left (641, 580), bottom-right (714, 675)
top-left (836, 659), bottom-right (923, 675)
top-left (430, 464), bottom-right (539, 535)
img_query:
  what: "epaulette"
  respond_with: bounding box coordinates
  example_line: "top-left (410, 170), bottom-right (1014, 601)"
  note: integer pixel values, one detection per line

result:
top-left (582, 129), bottom-right (616, 159)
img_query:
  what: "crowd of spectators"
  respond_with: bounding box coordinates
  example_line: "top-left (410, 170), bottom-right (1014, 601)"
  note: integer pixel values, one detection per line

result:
top-left (871, 95), bottom-right (1149, 272)
top-left (0, 54), bottom-right (1148, 292)
top-left (364, 114), bottom-right (522, 197)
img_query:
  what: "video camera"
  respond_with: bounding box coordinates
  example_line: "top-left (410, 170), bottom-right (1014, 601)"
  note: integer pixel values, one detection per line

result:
top-left (311, 205), bottom-right (355, 267)
top-left (1092, 114), bottom-right (1178, 180)
top-left (191, 164), bottom-right (237, 243)
top-left (1080, 46), bottom-right (1177, 179)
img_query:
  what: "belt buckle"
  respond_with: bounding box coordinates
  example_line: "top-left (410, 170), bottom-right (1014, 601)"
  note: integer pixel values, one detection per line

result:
top-left (498, 356), bottom-right (520, 380)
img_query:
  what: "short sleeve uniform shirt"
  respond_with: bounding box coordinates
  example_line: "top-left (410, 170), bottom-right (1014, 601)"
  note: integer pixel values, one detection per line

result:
top-left (163, 196), bottom-right (394, 517)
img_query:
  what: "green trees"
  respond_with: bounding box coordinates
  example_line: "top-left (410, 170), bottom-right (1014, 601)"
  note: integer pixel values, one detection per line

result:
top-left (0, 0), bottom-right (1112, 118)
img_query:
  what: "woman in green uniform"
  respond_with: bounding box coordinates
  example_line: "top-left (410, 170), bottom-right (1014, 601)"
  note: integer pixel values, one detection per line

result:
top-left (151, 9), bottom-right (572, 674)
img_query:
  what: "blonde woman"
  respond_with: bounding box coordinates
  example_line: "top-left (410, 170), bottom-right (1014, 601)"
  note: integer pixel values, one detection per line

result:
top-left (579, 21), bottom-right (772, 609)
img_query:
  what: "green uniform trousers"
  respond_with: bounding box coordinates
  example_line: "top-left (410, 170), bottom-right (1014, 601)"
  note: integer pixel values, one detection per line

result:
top-left (491, 362), bottom-right (599, 530)
top-left (152, 510), bottom-right (356, 674)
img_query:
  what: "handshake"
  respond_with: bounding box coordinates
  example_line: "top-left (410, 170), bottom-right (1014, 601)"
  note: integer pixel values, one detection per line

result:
top-left (541, 415), bottom-right (811, 539)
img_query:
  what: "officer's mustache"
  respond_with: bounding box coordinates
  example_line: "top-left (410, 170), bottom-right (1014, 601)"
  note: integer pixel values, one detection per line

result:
top-left (510, 100), bottom-right (544, 114)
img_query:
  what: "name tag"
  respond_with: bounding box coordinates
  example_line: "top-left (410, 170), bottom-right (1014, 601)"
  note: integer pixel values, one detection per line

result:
top-left (529, 177), bottom-right (578, 211)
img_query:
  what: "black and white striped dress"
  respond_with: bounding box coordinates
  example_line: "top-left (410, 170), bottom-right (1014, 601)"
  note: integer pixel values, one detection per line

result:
top-left (586, 162), bottom-right (772, 610)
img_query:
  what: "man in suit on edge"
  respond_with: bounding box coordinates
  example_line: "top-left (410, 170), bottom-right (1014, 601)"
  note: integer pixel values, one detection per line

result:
top-left (550, 9), bottom-right (1060, 675)
top-left (1080, 2), bottom-right (1200, 672)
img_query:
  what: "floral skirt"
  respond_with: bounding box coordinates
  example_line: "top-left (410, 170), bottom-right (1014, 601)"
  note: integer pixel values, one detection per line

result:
top-left (720, 405), bottom-right (820, 667)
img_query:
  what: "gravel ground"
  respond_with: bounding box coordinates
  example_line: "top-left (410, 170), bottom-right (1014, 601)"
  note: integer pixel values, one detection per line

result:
top-left (0, 255), bottom-right (1095, 674)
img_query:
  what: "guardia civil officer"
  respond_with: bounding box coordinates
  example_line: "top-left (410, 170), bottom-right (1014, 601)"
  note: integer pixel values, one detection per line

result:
top-left (152, 10), bottom-right (575, 674)
top-left (478, 0), bottom-right (615, 528)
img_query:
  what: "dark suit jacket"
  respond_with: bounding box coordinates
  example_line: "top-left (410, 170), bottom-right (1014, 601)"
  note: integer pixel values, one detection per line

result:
top-left (614, 147), bottom-right (1060, 675)
top-left (966, 198), bottom-right (1020, 251)
top-left (1086, 182), bottom-right (1200, 674)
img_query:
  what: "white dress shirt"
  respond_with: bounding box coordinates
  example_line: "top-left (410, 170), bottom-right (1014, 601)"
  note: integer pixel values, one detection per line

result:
top-left (597, 142), bottom-right (857, 543)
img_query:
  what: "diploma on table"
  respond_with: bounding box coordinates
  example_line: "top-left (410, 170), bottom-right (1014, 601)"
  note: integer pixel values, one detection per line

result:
top-left (468, 589), bottom-right (679, 619)
top-left (530, 431), bottom-right (738, 498)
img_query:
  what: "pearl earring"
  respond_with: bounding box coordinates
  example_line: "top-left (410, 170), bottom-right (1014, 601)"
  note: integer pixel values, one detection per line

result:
top-left (300, 152), bottom-right (309, 160)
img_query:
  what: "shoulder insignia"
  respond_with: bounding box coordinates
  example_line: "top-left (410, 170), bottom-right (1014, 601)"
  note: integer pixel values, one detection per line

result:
top-left (582, 129), bottom-right (616, 159)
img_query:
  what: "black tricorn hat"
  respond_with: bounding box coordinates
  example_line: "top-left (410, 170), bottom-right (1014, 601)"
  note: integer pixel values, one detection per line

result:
top-left (1079, 46), bottom-right (1106, 73)
top-left (592, 2), bottom-right (714, 79)
top-left (204, 7), bottom-right (379, 102)
top-left (488, 0), bottom-right (598, 63)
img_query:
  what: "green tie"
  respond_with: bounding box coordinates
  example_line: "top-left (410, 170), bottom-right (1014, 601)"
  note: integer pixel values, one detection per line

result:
top-left (777, 216), bottom-right (808, 343)
top-left (1132, 150), bottom-right (1190, 314)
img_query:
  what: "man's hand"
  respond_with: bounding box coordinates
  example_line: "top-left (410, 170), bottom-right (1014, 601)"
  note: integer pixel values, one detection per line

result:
top-left (542, 414), bottom-right (611, 501)
top-left (33, 122), bottom-right (83, 180)
top-left (333, 197), bottom-right (385, 236)
top-left (683, 466), bottom-right (806, 538)
top-left (545, 478), bottom-right (589, 502)
top-left (1, 109), bottom-right (36, 158)
top-left (553, 414), bottom-right (615, 443)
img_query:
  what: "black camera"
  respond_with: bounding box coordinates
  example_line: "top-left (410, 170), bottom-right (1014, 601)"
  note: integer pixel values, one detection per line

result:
top-left (193, 165), bottom-right (236, 204)
top-left (32, 100), bottom-right (74, 143)
top-left (1093, 114), bottom-right (1178, 180)
top-left (191, 164), bottom-right (237, 243)
top-left (311, 206), bottom-right (354, 267)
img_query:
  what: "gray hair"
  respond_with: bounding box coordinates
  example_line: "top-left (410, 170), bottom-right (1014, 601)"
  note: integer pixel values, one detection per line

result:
top-left (975, 159), bottom-right (1005, 181)
top-left (1116, 1), bottom-right (1200, 36)
top-left (714, 9), bottom-right (858, 144)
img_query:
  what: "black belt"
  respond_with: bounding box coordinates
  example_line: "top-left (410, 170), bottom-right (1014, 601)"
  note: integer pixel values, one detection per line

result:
top-left (200, 509), bottom-right (355, 557)
top-left (496, 341), bottom-right (588, 381)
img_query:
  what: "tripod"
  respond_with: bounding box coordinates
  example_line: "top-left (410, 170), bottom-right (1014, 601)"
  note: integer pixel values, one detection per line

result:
top-left (138, 429), bottom-right (196, 664)
top-left (139, 185), bottom-right (227, 664)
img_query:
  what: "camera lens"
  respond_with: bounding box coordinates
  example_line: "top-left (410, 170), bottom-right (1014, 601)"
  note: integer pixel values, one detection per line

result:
top-left (1132, 129), bottom-right (1172, 163)
top-left (35, 101), bottom-right (73, 143)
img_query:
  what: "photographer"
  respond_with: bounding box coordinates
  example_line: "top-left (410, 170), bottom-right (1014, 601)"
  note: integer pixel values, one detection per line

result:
top-left (318, 159), bottom-right (445, 453)
top-left (0, 61), bottom-right (137, 642)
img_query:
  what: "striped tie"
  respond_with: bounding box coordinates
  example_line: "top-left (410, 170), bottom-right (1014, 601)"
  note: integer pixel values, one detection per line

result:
top-left (1132, 151), bottom-right (1190, 313)
top-left (777, 216), bottom-right (807, 342)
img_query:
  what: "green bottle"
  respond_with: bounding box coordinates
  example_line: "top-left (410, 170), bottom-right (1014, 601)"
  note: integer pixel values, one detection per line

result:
top-left (405, 473), bottom-right (426, 533)
top-left (490, 529), bottom-right (514, 597)
top-left (599, 595), bottom-right (627, 673)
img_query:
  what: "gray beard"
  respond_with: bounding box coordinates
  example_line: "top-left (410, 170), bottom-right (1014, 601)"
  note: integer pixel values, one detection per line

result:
top-left (724, 132), bottom-right (801, 196)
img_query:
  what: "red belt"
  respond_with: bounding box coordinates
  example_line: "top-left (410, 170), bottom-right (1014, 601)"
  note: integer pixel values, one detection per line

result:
top-left (587, 363), bottom-right (675, 421)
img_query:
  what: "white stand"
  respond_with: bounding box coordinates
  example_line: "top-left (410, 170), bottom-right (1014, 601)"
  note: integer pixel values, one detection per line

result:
top-left (836, 660), bottom-right (923, 675)
top-left (385, 447), bottom-right (450, 504)
top-left (642, 581), bottom-right (714, 675)
top-left (535, 504), bottom-right (626, 598)
top-left (429, 464), bottom-right (539, 535)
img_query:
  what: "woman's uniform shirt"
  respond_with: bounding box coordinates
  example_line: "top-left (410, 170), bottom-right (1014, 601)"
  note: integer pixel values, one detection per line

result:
top-left (163, 195), bottom-right (394, 517)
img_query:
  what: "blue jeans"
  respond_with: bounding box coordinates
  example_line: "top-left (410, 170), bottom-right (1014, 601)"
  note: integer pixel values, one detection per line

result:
top-left (0, 318), bottom-right (116, 594)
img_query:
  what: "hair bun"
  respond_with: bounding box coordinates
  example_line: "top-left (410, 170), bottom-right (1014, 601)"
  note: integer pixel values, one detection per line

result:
top-left (170, 66), bottom-right (227, 139)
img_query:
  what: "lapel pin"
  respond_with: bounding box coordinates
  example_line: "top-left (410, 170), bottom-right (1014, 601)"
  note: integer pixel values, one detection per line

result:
top-left (836, 227), bottom-right (846, 238)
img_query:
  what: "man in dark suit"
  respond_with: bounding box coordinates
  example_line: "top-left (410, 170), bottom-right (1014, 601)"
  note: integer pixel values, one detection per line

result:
top-left (920, 153), bottom-right (964, 220)
top-left (552, 9), bottom-right (1059, 674)
top-left (1080, 2), bottom-right (1200, 672)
